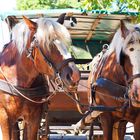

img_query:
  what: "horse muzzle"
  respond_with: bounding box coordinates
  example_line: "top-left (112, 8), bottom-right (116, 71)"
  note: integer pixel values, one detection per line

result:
top-left (60, 64), bottom-right (80, 92)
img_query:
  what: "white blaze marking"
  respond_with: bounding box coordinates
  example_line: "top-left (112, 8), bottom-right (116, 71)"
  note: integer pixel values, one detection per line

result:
top-left (53, 40), bottom-right (71, 59)
top-left (125, 43), bottom-right (140, 86)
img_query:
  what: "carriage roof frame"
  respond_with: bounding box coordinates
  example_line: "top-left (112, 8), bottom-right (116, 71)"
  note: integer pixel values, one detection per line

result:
top-left (0, 9), bottom-right (139, 59)
top-left (1, 9), bottom-right (139, 41)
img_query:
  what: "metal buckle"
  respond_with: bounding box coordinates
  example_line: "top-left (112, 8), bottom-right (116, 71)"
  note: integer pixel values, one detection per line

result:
top-left (55, 73), bottom-right (64, 91)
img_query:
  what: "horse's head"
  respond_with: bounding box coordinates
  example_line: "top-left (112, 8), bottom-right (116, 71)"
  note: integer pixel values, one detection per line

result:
top-left (21, 16), bottom-right (80, 91)
top-left (112, 21), bottom-right (140, 107)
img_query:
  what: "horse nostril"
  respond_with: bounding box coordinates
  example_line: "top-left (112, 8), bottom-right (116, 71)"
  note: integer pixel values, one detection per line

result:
top-left (66, 73), bottom-right (71, 82)
top-left (66, 72), bottom-right (78, 85)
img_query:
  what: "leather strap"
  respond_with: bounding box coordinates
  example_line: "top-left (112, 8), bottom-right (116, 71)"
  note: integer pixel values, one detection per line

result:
top-left (0, 79), bottom-right (48, 98)
top-left (95, 78), bottom-right (128, 98)
top-left (127, 73), bottom-right (140, 84)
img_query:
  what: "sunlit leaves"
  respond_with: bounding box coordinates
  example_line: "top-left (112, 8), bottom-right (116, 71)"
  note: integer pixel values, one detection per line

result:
top-left (81, 0), bottom-right (140, 12)
top-left (16, 0), bottom-right (81, 10)
top-left (16, 0), bottom-right (140, 22)
top-left (81, 0), bottom-right (140, 23)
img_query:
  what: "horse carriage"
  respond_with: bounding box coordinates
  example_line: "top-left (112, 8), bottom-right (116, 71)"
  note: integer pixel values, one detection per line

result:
top-left (0, 9), bottom-right (140, 140)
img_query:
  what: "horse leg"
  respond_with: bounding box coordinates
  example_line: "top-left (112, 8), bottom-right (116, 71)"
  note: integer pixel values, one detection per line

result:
top-left (40, 111), bottom-right (49, 140)
top-left (134, 114), bottom-right (140, 140)
top-left (118, 120), bottom-right (127, 140)
top-left (100, 113), bottom-right (114, 140)
top-left (23, 118), bottom-right (41, 140)
top-left (23, 107), bottom-right (43, 140)
top-left (112, 121), bottom-right (127, 140)
top-left (0, 107), bottom-right (11, 140)
top-left (34, 102), bottom-right (49, 140)
top-left (11, 122), bottom-right (20, 140)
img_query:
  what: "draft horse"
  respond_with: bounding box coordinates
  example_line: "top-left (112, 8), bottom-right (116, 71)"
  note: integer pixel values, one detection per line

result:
top-left (88, 21), bottom-right (140, 140)
top-left (0, 16), bottom-right (80, 140)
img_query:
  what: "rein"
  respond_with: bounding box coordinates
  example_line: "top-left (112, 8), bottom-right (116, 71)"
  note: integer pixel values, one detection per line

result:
top-left (57, 47), bottom-right (131, 114)
top-left (0, 67), bottom-right (63, 104)
top-left (62, 82), bottom-right (121, 112)
top-left (0, 36), bottom-right (75, 104)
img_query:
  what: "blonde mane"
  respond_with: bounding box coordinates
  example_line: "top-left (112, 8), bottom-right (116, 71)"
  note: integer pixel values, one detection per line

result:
top-left (36, 18), bottom-right (71, 49)
top-left (106, 23), bottom-right (140, 62)
top-left (11, 18), bottom-right (71, 55)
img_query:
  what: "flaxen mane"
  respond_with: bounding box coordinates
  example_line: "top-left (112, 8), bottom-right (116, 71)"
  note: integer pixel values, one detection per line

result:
top-left (108, 23), bottom-right (140, 63)
top-left (11, 18), bottom-right (72, 55)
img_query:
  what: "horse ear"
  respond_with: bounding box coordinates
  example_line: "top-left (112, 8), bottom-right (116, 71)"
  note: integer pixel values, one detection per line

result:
top-left (57, 13), bottom-right (66, 24)
top-left (22, 16), bottom-right (37, 31)
top-left (120, 20), bottom-right (129, 39)
top-left (5, 16), bottom-right (19, 30)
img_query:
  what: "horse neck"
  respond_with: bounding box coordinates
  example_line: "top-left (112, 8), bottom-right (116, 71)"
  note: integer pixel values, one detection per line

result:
top-left (100, 52), bottom-right (126, 86)
top-left (0, 42), bottom-right (39, 88)
top-left (16, 53), bottom-right (39, 87)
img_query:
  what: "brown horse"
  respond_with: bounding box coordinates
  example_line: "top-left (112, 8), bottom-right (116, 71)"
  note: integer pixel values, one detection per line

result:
top-left (87, 21), bottom-right (140, 140)
top-left (0, 16), bottom-right (80, 140)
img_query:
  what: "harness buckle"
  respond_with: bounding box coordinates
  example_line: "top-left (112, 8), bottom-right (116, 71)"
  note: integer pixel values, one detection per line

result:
top-left (55, 73), bottom-right (64, 91)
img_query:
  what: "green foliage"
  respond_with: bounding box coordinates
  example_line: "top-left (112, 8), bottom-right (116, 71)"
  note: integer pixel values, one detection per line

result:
top-left (17, 0), bottom-right (140, 12)
top-left (81, 0), bottom-right (113, 10)
top-left (126, 0), bottom-right (140, 11)
top-left (17, 0), bottom-right (49, 10)
top-left (81, 0), bottom-right (140, 23)
top-left (16, 0), bottom-right (81, 10)
top-left (16, 0), bottom-right (140, 23)
top-left (81, 0), bottom-right (140, 12)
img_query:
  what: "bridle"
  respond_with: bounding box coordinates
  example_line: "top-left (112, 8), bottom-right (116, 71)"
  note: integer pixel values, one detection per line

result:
top-left (91, 41), bottom-right (140, 107)
top-left (27, 35), bottom-right (74, 75)
top-left (0, 32), bottom-right (76, 105)
top-left (124, 72), bottom-right (140, 104)
top-left (26, 35), bottom-right (86, 111)
top-left (125, 27), bottom-right (140, 85)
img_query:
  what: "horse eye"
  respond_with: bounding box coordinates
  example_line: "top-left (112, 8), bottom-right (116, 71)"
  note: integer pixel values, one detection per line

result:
top-left (129, 48), bottom-right (134, 51)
